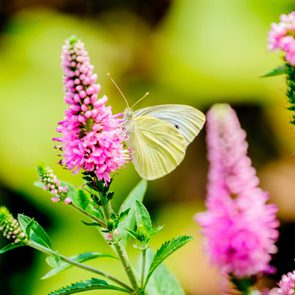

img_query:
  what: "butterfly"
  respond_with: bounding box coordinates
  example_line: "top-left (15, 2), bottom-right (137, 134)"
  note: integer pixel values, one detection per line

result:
top-left (108, 74), bottom-right (206, 180)
top-left (123, 104), bottom-right (205, 180)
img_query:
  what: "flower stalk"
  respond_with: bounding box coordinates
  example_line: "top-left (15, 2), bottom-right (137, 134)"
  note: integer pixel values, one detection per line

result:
top-left (27, 240), bottom-right (132, 292)
top-left (97, 181), bottom-right (142, 294)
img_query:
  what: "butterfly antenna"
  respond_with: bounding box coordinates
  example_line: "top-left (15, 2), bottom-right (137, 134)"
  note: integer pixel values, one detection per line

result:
top-left (107, 73), bottom-right (130, 108)
top-left (131, 92), bottom-right (150, 109)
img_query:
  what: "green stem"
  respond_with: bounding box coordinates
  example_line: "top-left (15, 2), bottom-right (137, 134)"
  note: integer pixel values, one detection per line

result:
top-left (141, 249), bottom-right (147, 288)
top-left (27, 240), bottom-right (132, 292)
top-left (70, 202), bottom-right (106, 227)
top-left (100, 197), bottom-right (142, 294)
top-left (285, 63), bottom-right (295, 125)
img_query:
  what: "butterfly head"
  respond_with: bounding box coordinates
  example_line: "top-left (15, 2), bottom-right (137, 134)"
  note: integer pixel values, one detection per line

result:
top-left (123, 107), bottom-right (134, 122)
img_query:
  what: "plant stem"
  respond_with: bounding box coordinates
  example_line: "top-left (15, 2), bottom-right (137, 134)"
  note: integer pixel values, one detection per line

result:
top-left (101, 197), bottom-right (142, 294)
top-left (286, 63), bottom-right (295, 125)
top-left (70, 202), bottom-right (106, 227)
top-left (141, 249), bottom-right (147, 288)
top-left (27, 240), bottom-right (132, 292)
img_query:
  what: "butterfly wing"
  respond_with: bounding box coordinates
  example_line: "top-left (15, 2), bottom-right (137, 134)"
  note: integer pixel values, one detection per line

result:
top-left (134, 104), bottom-right (205, 145)
top-left (126, 115), bottom-right (186, 180)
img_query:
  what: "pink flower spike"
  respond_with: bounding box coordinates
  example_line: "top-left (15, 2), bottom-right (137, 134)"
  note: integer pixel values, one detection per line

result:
top-left (195, 104), bottom-right (279, 279)
top-left (54, 36), bottom-right (129, 182)
top-left (268, 11), bottom-right (295, 65)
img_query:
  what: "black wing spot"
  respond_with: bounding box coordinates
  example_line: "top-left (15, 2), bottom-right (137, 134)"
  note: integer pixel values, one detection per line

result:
top-left (175, 124), bottom-right (179, 129)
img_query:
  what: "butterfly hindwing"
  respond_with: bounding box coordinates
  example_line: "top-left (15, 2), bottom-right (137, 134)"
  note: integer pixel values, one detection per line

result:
top-left (126, 115), bottom-right (186, 180)
top-left (134, 104), bottom-right (205, 145)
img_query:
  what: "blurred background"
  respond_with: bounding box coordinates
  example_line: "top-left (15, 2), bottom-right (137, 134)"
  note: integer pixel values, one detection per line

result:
top-left (0, 0), bottom-right (295, 294)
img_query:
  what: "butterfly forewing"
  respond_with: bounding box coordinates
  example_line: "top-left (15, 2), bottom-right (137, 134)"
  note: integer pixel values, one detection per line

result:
top-left (126, 116), bottom-right (186, 180)
top-left (134, 104), bottom-right (205, 145)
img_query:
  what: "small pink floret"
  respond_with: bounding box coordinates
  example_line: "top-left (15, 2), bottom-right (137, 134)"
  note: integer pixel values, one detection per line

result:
top-left (51, 196), bottom-right (61, 203)
top-left (64, 197), bottom-right (72, 205)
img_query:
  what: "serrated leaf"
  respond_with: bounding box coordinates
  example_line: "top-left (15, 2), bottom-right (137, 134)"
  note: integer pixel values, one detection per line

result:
top-left (18, 214), bottom-right (52, 249)
top-left (145, 235), bottom-right (193, 287)
top-left (42, 252), bottom-right (117, 279)
top-left (261, 65), bottom-right (287, 77)
top-left (141, 250), bottom-right (185, 295)
top-left (135, 201), bottom-right (152, 232)
top-left (117, 180), bottom-right (147, 246)
top-left (48, 278), bottom-right (129, 294)
top-left (117, 208), bottom-right (130, 223)
top-left (0, 242), bottom-right (25, 254)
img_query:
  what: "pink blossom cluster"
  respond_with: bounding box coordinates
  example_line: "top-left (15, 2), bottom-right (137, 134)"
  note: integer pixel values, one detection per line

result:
top-left (38, 166), bottom-right (70, 204)
top-left (196, 104), bottom-right (279, 278)
top-left (0, 207), bottom-right (27, 243)
top-left (268, 11), bottom-right (295, 65)
top-left (275, 271), bottom-right (295, 295)
top-left (54, 36), bottom-right (128, 182)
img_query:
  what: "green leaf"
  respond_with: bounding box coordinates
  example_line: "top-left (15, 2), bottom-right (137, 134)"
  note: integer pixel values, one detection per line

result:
top-left (142, 250), bottom-right (185, 295)
top-left (18, 214), bottom-right (52, 249)
top-left (135, 201), bottom-right (152, 232)
top-left (117, 180), bottom-right (147, 246)
top-left (48, 278), bottom-right (129, 294)
top-left (261, 65), bottom-right (287, 77)
top-left (81, 221), bottom-right (103, 227)
top-left (117, 208), bottom-right (130, 223)
top-left (63, 182), bottom-right (102, 219)
top-left (42, 252), bottom-right (117, 279)
top-left (0, 242), bottom-right (26, 254)
top-left (46, 255), bottom-right (62, 268)
top-left (145, 235), bottom-right (193, 287)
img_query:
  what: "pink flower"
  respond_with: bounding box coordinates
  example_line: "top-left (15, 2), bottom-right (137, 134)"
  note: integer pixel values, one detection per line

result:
top-left (268, 12), bottom-right (295, 65)
top-left (38, 165), bottom-right (69, 204)
top-left (274, 270), bottom-right (295, 295)
top-left (195, 104), bottom-right (279, 278)
top-left (54, 36), bottom-right (128, 182)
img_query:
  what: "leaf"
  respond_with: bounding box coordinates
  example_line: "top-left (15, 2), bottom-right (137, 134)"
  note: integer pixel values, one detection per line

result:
top-left (18, 214), bottom-right (52, 249)
top-left (46, 256), bottom-right (62, 268)
top-left (81, 221), bottom-right (102, 227)
top-left (117, 180), bottom-right (147, 246)
top-left (63, 182), bottom-right (102, 219)
top-left (145, 235), bottom-right (193, 287)
top-left (0, 242), bottom-right (26, 254)
top-left (42, 252), bottom-right (117, 279)
top-left (142, 250), bottom-right (185, 295)
top-left (48, 278), bottom-right (129, 294)
top-left (134, 201), bottom-right (152, 232)
top-left (261, 65), bottom-right (287, 77)
top-left (117, 208), bottom-right (130, 223)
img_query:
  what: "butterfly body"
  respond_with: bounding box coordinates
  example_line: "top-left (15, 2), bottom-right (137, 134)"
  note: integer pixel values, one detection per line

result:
top-left (123, 104), bottom-right (205, 180)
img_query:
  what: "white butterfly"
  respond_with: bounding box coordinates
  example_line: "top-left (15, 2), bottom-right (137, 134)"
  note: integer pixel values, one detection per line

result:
top-left (108, 74), bottom-right (206, 180)
top-left (123, 104), bottom-right (205, 180)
